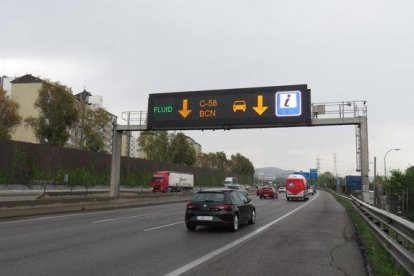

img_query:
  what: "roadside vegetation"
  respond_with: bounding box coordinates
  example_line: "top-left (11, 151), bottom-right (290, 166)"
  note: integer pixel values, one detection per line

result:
top-left (137, 130), bottom-right (255, 179)
top-left (0, 87), bottom-right (22, 139)
top-left (319, 166), bottom-right (414, 223)
top-left (333, 193), bottom-right (409, 276)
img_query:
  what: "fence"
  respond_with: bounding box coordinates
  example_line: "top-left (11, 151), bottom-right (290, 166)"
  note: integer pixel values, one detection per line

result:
top-left (0, 139), bottom-right (245, 188)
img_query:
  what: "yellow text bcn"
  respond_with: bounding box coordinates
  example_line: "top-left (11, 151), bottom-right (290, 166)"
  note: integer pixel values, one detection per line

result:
top-left (200, 110), bottom-right (216, 118)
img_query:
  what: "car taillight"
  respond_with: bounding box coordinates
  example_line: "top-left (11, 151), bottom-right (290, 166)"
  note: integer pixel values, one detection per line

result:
top-left (187, 203), bottom-right (196, 209)
top-left (214, 204), bottom-right (232, 211)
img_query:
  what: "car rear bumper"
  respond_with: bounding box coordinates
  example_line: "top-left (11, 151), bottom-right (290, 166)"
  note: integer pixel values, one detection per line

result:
top-left (260, 193), bottom-right (275, 197)
top-left (185, 212), bottom-right (234, 226)
top-left (286, 191), bottom-right (307, 198)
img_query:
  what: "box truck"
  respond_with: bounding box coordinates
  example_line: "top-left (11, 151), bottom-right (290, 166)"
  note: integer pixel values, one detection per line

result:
top-left (150, 171), bottom-right (194, 192)
top-left (224, 177), bottom-right (238, 185)
top-left (285, 174), bottom-right (309, 201)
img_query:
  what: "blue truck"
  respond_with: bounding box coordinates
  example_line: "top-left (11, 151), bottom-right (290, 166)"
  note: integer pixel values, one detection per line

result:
top-left (345, 176), bottom-right (362, 191)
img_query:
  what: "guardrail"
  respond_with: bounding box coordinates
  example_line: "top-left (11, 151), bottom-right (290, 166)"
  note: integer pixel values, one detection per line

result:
top-left (349, 195), bottom-right (414, 274)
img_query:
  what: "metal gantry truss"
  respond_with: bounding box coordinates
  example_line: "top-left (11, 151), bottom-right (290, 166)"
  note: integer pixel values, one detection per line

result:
top-left (311, 101), bottom-right (369, 193)
top-left (111, 101), bottom-right (369, 198)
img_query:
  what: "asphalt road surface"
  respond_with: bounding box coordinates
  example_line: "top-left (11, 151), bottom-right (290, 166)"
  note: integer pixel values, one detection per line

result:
top-left (0, 190), bottom-right (368, 276)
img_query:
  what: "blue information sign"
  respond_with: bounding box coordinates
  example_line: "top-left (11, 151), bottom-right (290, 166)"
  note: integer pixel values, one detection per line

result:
top-left (309, 169), bottom-right (318, 179)
top-left (293, 171), bottom-right (310, 179)
top-left (275, 91), bottom-right (302, 117)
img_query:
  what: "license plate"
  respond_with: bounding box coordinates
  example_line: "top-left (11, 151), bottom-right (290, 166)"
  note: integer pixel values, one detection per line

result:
top-left (197, 216), bottom-right (213, 221)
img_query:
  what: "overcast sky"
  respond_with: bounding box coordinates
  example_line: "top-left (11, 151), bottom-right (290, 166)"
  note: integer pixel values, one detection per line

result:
top-left (2, 0), bottom-right (413, 176)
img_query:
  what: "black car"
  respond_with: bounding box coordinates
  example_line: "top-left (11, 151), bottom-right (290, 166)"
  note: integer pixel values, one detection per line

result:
top-left (185, 189), bottom-right (256, 232)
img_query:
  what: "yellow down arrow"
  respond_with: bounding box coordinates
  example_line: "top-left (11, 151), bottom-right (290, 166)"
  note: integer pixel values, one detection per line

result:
top-left (252, 95), bottom-right (268, 115)
top-left (178, 99), bottom-right (192, 118)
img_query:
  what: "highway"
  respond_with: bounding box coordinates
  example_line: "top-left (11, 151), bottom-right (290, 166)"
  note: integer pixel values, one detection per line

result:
top-left (0, 190), bottom-right (367, 276)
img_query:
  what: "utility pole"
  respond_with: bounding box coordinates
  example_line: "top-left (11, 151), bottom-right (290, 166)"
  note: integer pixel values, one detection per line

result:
top-left (316, 155), bottom-right (321, 174)
top-left (333, 153), bottom-right (339, 192)
top-left (373, 156), bottom-right (377, 206)
top-left (316, 155), bottom-right (321, 188)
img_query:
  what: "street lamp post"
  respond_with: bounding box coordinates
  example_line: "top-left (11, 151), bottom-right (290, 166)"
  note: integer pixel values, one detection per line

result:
top-left (384, 148), bottom-right (401, 179)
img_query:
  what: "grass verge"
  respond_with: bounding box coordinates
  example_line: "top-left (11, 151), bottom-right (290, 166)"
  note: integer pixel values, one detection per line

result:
top-left (332, 194), bottom-right (409, 276)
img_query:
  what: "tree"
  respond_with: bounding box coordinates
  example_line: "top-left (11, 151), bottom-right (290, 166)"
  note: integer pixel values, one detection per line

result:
top-left (384, 168), bottom-right (414, 217)
top-left (404, 166), bottom-right (414, 189)
top-left (212, 152), bottom-right (229, 171)
top-left (137, 131), bottom-right (170, 162)
top-left (195, 152), bottom-right (209, 168)
top-left (318, 171), bottom-right (336, 188)
top-left (27, 81), bottom-right (78, 146)
top-left (195, 152), bottom-right (231, 172)
top-left (0, 87), bottom-right (21, 139)
top-left (229, 153), bottom-right (255, 177)
top-left (383, 169), bottom-right (405, 194)
top-left (170, 132), bottom-right (196, 166)
top-left (78, 103), bottom-right (112, 153)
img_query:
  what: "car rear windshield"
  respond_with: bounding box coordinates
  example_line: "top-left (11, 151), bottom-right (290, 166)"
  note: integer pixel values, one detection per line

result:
top-left (192, 192), bottom-right (226, 202)
top-left (263, 187), bottom-right (273, 190)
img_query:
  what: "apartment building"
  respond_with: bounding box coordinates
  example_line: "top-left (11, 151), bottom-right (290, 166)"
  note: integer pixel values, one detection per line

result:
top-left (9, 74), bottom-right (42, 143)
top-left (4, 74), bottom-right (117, 153)
top-left (0, 75), bottom-right (16, 96)
top-left (70, 89), bottom-right (117, 153)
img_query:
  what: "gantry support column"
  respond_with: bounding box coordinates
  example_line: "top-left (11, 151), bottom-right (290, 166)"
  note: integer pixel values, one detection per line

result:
top-left (110, 126), bottom-right (122, 198)
top-left (359, 117), bottom-right (370, 193)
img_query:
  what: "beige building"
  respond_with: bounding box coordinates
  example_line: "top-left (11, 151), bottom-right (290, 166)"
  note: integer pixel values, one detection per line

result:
top-left (121, 132), bottom-right (138, 157)
top-left (7, 74), bottom-right (117, 153)
top-left (69, 89), bottom-right (117, 153)
top-left (10, 74), bottom-right (42, 143)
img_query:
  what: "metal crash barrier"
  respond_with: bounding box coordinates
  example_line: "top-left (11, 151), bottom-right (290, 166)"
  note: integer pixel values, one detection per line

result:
top-left (347, 194), bottom-right (414, 274)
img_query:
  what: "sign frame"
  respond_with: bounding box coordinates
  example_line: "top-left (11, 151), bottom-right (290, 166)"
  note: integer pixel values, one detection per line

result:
top-left (147, 84), bottom-right (311, 130)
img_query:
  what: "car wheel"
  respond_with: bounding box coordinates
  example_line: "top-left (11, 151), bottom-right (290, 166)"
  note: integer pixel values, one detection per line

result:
top-left (260, 196), bottom-right (263, 199)
top-left (248, 209), bottom-right (256, 224)
top-left (231, 214), bottom-right (239, 232)
top-left (186, 223), bottom-right (196, 231)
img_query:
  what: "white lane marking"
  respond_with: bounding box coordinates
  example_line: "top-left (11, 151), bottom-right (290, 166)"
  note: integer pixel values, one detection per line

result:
top-left (144, 221), bottom-right (184, 231)
top-left (165, 192), bottom-right (319, 276)
top-left (254, 203), bottom-right (266, 207)
top-left (0, 202), bottom-right (185, 225)
top-left (92, 212), bottom-right (161, 224)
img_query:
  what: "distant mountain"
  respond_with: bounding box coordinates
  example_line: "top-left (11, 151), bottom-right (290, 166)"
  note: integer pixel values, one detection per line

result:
top-left (255, 167), bottom-right (295, 178)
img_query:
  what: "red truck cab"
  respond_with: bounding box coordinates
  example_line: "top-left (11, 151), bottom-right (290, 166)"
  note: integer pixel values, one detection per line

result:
top-left (151, 171), bottom-right (169, 192)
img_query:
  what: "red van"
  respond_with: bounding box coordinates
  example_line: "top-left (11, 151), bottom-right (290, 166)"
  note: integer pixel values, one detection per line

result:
top-left (285, 174), bottom-right (309, 201)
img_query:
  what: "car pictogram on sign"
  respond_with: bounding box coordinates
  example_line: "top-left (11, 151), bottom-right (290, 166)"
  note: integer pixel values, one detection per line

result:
top-left (233, 100), bottom-right (247, 112)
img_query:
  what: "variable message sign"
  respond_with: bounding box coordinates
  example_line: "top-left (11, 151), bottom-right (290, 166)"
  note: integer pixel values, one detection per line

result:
top-left (147, 84), bottom-right (311, 130)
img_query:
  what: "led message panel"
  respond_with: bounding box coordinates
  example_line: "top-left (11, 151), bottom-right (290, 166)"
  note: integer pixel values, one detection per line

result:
top-left (147, 84), bottom-right (311, 130)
